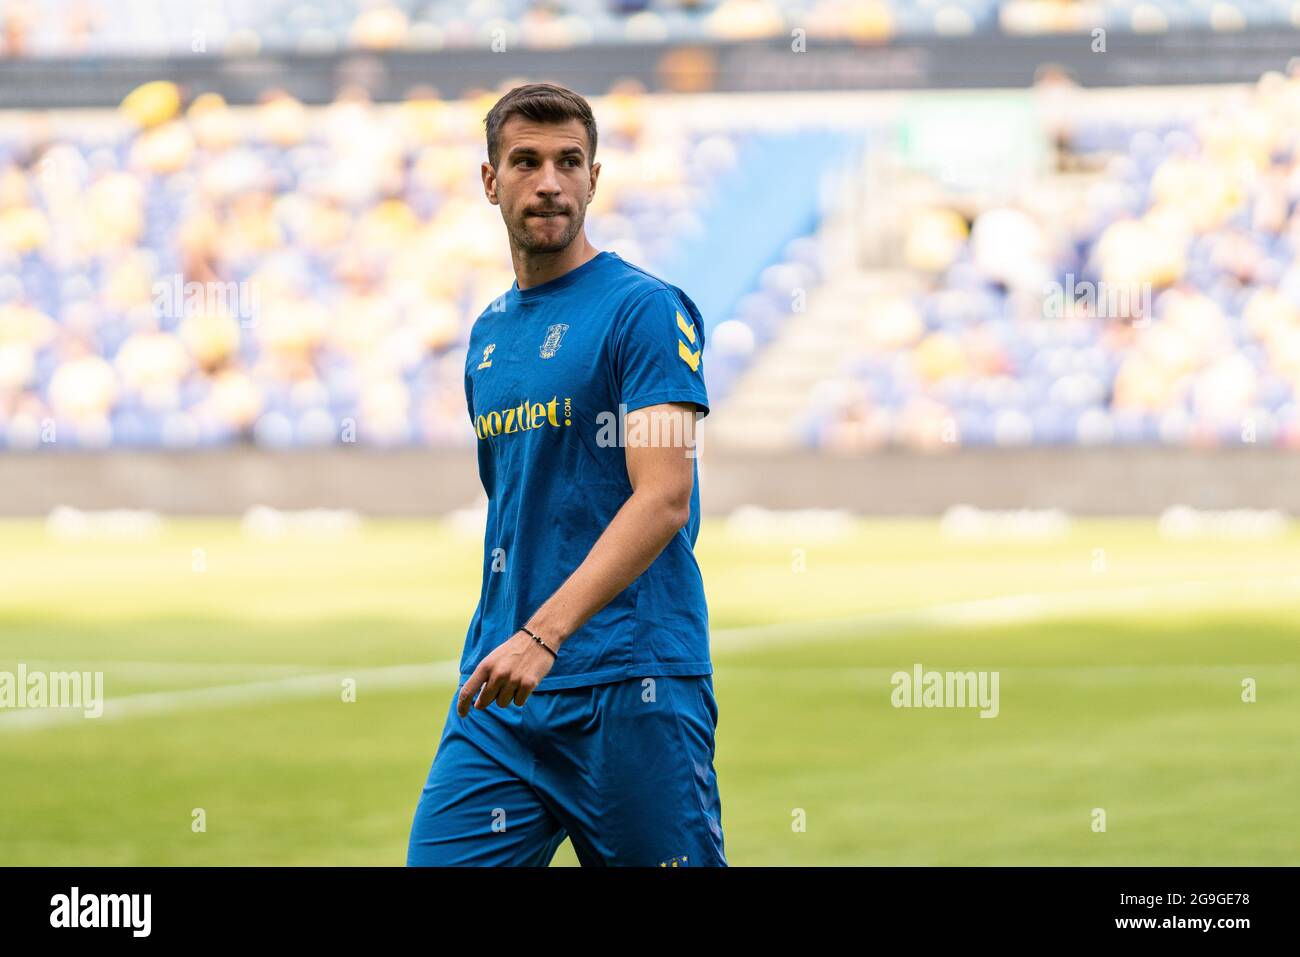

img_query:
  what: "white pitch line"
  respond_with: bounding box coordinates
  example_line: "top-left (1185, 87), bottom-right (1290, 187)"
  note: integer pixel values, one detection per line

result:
top-left (3, 660), bottom-right (328, 681)
top-left (0, 660), bottom-right (460, 733)
top-left (708, 576), bottom-right (1300, 651)
top-left (4, 575), bottom-right (1298, 733)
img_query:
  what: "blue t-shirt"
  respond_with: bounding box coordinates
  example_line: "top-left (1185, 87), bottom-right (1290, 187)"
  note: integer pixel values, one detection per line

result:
top-left (460, 250), bottom-right (712, 691)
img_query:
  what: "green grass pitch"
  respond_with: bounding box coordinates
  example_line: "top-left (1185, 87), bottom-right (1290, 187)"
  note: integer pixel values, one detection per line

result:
top-left (0, 516), bottom-right (1296, 865)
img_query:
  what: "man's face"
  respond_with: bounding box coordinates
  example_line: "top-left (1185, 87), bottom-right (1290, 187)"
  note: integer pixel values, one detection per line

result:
top-left (484, 116), bottom-right (600, 255)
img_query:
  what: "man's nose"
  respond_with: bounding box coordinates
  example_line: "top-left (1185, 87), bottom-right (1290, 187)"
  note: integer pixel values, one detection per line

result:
top-left (535, 161), bottom-right (562, 195)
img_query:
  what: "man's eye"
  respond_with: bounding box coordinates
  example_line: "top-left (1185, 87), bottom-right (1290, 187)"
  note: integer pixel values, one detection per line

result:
top-left (514, 157), bottom-right (578, 168)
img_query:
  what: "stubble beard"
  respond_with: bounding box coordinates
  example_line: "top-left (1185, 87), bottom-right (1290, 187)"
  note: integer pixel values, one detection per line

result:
top-left (506, 202), bottom-right (587, 255)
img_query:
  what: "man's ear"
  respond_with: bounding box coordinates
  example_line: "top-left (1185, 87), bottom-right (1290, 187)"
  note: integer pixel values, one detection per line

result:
top-left (587, 160), bottom-right (601, 202)
top-left (482, 161), bottom-right (498, 206)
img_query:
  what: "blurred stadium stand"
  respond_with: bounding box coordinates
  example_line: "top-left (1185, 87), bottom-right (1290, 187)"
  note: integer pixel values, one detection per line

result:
top-left (7, 78), bottom-right (1300, 456)
top-left (0, 89), bottom-right (859, 451)
top-left (4, 6), bottom-right (1300, 106)
top-left (4, 3), bottom-right (1300, 513)
top-left (6, 0), bottom-right (1300, 55)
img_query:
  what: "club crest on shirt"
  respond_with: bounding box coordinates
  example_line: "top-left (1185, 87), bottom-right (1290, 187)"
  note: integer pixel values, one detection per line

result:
top-left (659, 854), bottom-right (689, 867)
top-left (539, 323), bottom-right (569, 359)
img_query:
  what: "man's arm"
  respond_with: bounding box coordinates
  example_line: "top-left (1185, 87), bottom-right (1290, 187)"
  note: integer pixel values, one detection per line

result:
top-left (457, 401), bottom-right (700, 716)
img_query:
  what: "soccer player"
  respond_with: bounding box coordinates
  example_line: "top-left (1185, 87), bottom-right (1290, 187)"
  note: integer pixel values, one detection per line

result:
top-left (406, 83), bottom-right (725, 867)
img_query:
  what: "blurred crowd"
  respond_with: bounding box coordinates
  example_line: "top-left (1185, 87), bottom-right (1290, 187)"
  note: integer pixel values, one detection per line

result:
top-left (808, 71), bottom-right (1300, 450)
top-left (2, 0), bottom-right (1292, 57)
top-left (9, 68), bottom-right (1300, 451)
top-left (0, 81), bottom-right (738, 448)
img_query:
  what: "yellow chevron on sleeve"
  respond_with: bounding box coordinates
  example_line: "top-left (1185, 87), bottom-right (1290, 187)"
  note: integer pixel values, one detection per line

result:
top-left (676, 310), bottom-right (696, 345)
top-left (678, 339), bottom-right (701, 372)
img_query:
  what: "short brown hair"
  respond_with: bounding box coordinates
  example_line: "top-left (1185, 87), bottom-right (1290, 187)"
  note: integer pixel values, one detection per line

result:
top-left (484, 83), bottom-right (597, 170)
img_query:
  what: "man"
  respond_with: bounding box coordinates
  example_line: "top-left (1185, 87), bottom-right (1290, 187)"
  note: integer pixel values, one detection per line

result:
top-left (406, 83), bottom-right (725, 867)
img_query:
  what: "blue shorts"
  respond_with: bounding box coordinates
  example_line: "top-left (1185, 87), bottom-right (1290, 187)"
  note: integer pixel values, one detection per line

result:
top-left (406, 673), bottom-right (726, 867)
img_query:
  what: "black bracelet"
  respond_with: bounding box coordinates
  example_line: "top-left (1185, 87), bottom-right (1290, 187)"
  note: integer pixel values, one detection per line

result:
top-left (521, 625), bottom-right (558, 659)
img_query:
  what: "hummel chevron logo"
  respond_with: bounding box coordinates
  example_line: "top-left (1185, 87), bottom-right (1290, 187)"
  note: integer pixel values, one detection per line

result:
top-left (676, 311), bottom-right (700, 372)
top-left (676, 310), bottom-right (696, 344)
